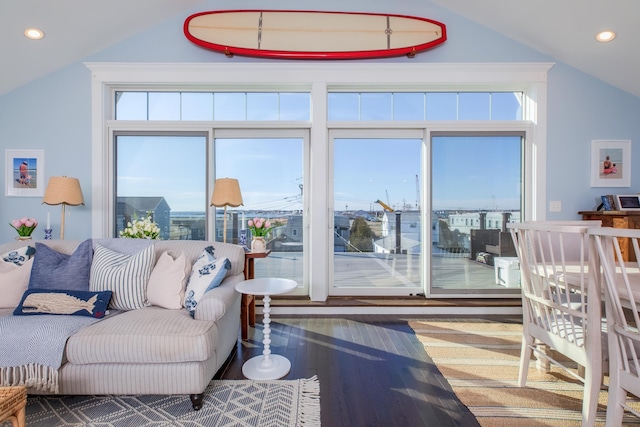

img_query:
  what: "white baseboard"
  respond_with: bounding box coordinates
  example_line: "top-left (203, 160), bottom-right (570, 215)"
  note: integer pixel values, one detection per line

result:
top-left (261, 306), bottom-right (522, 316)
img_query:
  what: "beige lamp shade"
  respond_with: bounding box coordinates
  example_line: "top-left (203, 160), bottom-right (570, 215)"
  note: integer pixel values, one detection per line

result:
top-left (210, 178), bottom-right (243, 207)
top-left (42, 176), bottom-right (84, 206)
top-left (42, 176), bottom-right (84, 240)
top-left (210, 178), bottom-right (243, 243)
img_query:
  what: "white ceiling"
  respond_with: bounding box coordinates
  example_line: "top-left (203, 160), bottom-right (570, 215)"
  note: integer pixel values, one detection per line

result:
top-left (1, 0), bottom-right (638, 97)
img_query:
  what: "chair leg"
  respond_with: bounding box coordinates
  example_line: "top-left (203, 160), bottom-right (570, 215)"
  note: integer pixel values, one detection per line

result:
top-left (581, 364), bottom-right (602, 427)
top-left (606, 375), bottom-right (626, 426)
top-left (534, 343), bottom-right (551, 372)
top-left (518, 335), bottom-right (534, 387)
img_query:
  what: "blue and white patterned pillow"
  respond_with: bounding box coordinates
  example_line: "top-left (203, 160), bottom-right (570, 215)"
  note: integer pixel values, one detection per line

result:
top-left (2, 245), bottom-right (35, 267)
top-left (184, 246), bottom-right (231, 316)
top-left (14, 288), bottom-right (113, 318)
top-left (89, 244), bottom-right (155, 311)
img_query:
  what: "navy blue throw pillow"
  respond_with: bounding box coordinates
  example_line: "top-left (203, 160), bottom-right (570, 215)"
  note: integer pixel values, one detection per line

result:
top-left (14, 288), bottom-right (112, 318)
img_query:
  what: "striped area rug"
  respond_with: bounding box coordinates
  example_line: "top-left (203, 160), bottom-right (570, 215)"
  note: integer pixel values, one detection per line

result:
top-left (409, 319), bottom-right (640, 427)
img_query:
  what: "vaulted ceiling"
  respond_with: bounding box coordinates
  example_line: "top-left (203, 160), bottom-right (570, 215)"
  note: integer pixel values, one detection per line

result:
top-left (2, 1), bottom-right (638, 97)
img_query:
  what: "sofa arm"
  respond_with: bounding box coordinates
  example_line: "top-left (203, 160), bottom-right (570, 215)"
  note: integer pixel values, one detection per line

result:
top-left (194, 274), bottom-right (243, 322)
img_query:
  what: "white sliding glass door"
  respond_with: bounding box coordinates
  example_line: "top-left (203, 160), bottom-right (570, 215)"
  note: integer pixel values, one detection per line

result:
top-left (329, 130), bottom-right (424, 296)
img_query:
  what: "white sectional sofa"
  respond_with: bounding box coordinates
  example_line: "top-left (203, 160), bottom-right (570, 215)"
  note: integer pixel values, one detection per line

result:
top-left (0, 238), bottom-right (245, 410)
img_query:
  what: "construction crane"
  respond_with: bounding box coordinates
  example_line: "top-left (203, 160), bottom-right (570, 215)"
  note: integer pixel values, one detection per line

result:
top-left (375, 199), bottom-right (394, 212)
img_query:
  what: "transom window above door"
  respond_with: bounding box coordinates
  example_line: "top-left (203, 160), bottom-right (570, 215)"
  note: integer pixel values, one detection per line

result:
top-left (114, 91), bottom-right (311, 121)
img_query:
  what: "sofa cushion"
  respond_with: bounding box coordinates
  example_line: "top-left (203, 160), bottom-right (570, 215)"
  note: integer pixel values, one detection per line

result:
top-left (184, 246), bottom-right (230, 316)
top-left (147, 251), bottom-right (190, 309)
top-left (14, 288), bottom-right (112, 318)
top-left (29, 239), bottom-right (92, 291)
top-left (0, 258), bottom-right (33, 308)
top-left (90, 244), bottom-right (155, 311)
top-left (65, 306), bottom-right (218, 364)
top-left (2, 245), bottom-right (35, 266)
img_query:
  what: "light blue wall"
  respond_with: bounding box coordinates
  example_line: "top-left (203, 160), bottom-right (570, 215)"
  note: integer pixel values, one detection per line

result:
top-left (1, 0), bottom-right (640, 242)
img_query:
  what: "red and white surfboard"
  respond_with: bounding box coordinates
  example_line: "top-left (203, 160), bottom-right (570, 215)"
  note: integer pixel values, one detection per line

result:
top-left (184, 10), bottom-right (447, 59)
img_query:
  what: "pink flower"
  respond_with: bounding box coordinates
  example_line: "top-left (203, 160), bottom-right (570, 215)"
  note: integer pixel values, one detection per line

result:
top-left (9, 216), bottom-right (38, 236)
top-left (255, 219), bottom-right (263, 228)
top-left (265, 221), bottom-right (271, 228)
top-left (248, 220), bottom-right (254, 227)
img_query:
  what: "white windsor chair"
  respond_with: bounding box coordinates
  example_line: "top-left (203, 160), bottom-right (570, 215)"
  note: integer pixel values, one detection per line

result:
top-left (508, 220), bottom-right (604, 427)
top-left (589, 226), bottom-right (640, 426)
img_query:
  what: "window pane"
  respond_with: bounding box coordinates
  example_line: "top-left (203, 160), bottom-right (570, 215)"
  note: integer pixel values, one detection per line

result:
top-left (182, 92), bottom-right (213, 121)
top-left (361, 93), bottom-right (392, 120)
top-left (458, 93), bottom-right (490, 120)
top-left (491, 92), bottom-right (523, 120)
top-left (430, 135), bottom-right (522, 292)
top-left (328, 93), bottom-right (359, 121)
top-left (115, 92), bottom-right (147, 120)
top-left (247, 93), bottom-right (278, 120)
top-left (215, 137), bottom-right (305, 286)
top-left (214, 93), bottom-right (246, 120)
top-left (426, 93), bottom-right (457, 120)
top-left (393, 93), bottom-right (425, 120)
top-left (148, 92), bottom-right (180, 121)
top-left (280, 93), bottom-right (310, 120)
top-left (115, 135), bottom-right (206, 240)
top-left (333, 138), bottom-right (422, 290)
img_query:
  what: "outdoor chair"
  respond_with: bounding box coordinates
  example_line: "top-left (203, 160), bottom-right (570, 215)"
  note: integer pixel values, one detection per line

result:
top-left (508, 220), bottom-right (604, 427)
top-left (588, 226), bottom-right (640, 425)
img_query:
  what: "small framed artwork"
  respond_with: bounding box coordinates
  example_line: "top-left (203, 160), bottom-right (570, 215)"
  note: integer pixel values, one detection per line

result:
top-left (614, 195), bottom-right (640, 211)
top-left (590, 139), bottom-right (631, 187)
top-left (5, 149), bottom-right (45, 197)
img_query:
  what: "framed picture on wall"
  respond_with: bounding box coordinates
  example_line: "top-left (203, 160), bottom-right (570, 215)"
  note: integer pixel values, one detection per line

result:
top-left (590, 139), bottom-right (631, 187)
top-left (5, 149), bottom-right (45, 197)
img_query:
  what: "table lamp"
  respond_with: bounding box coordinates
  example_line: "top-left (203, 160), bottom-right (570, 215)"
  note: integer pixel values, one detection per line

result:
top-left (42, 176), bottom-right (84, 239)
top-left (210, 178), bottom-right (243, 243)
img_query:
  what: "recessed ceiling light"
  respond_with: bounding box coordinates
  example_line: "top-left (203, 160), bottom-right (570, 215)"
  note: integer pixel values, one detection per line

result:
top-left (595, 30), bottom-right (616, 43)
top-left (24, 28), bottom-right (44, 40)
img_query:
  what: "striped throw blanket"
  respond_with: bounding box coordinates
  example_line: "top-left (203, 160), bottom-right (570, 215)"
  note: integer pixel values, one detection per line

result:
top-left (0, 314), bottom-right (102, 393)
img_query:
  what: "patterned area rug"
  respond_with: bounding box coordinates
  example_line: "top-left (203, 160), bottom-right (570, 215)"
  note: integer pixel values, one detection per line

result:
top-left (409, 319), bottom-right (640, 427)
top-left (18, 376), bottom-right (320, 427)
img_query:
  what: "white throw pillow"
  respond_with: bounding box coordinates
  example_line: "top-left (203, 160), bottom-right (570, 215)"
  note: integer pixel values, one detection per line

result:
top-left (90, 244), bottom-right (155, 310)
top-left (184, 246), bottom-right (231, 316)
top-left (0, 258), bottom-right (34, 308)
top-left (147, 251), bottom-right (190, 309)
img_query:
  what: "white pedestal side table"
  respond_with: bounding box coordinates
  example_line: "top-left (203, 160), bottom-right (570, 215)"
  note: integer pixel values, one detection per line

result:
top-left (235, 277), bottom-right (297, 380)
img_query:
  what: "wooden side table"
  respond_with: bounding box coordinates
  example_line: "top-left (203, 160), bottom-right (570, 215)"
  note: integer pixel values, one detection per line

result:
top-left (0, 386), bottom-right (27, 427)
top-left (241, 250), bottom-right (271, 340)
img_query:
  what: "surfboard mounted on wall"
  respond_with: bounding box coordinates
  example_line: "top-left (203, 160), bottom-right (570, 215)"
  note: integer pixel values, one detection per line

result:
top-left (184, 10), bottom-right (447, 59)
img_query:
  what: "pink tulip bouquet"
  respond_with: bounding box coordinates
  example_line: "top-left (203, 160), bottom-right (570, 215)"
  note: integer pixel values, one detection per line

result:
top-left (247, 217), bottom-right (273, 237)
top-left (10, 217), bottom-right (38, 237)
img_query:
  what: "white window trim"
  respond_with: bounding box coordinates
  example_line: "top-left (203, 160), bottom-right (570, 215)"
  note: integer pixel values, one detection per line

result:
top-left (87, 61), bottom-right (551, 301)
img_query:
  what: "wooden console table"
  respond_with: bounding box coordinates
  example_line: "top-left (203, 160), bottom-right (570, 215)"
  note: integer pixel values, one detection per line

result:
top-left (241, 250), bottom-right (271, 340)
top-left (579, 210), bottom-right (640, 261)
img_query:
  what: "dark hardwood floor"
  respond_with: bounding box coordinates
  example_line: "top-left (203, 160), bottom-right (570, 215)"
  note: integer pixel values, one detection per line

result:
top-left (217, 315), bottom-right (487, 427)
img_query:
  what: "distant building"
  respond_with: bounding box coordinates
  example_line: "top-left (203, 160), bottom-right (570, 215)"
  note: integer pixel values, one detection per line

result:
top-left (116, 196), bottom-right (171, 240)
top-left (268, 214), bottom-right (350, 252)
top-left (374, 211), bottom-right (421, 254)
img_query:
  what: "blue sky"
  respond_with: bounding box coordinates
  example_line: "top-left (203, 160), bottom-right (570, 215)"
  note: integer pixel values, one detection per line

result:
top-left (115, 92), bottom-right (522, 213)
